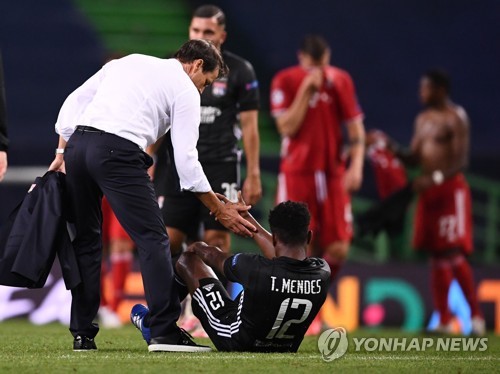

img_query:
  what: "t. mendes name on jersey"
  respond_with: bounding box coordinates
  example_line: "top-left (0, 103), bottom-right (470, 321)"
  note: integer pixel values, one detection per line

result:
top-left (270, 276), bottom-right (322, 294)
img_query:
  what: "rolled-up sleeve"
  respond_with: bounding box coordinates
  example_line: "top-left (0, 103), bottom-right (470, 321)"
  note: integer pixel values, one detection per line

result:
top-left (170, 87), bottom-right (211, 193)
top-left (55, 67), bottom-right (104, 140)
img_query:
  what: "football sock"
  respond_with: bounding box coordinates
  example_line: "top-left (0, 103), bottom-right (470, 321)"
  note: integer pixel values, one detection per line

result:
top-left (430, 256), bottom-right (454, 325)
top-left (451, 254), bottom-right (482, 318)
top-left (110, 251), bottom-right (133, 311)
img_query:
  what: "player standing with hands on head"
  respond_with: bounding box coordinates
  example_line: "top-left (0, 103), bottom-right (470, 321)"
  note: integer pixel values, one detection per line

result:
top-left (270, 35), bottom-right (365, 285)
top-left (389, 69), bottom-right (485, 335)
top-left (48, 40), bottom-right (256, 352)
top-left (154, 4), bottom-right (261, 257)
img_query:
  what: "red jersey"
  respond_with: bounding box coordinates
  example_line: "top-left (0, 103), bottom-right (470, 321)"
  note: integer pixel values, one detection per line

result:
top-left (270, 65), bottom-right (363, 176)
top-left (367, 141), bottom-right (408, 199)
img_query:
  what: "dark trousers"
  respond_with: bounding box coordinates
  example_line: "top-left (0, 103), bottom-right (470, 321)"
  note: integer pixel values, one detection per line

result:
top-left (64, 128), bottom-right (180, 339)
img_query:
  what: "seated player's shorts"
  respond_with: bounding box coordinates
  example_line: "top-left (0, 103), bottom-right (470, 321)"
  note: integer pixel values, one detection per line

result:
top-left (101, 197), bottom-right (131, 244)
top-left (159, 161), bottom-right (240, 235)
top-left (276, 171), bottom-right (353, 248)
top-left (191, 278), bottom-right (245, 351)
top-left (413, 173), bottom-right (473, 255)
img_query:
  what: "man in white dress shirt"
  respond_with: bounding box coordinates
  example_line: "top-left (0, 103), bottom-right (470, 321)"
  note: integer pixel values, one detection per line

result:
top-left (48, 39), bottom-right (256, 352)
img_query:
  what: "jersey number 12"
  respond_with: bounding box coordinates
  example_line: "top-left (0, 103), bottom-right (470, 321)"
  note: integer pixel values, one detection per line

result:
top-left (266, 298), bottom-right (313, 339)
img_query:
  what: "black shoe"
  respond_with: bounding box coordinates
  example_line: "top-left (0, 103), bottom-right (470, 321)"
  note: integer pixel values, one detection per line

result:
top-left (73, 335), bottom-right (97, 351)
top-left (148, 328), bottom-right (211, 352)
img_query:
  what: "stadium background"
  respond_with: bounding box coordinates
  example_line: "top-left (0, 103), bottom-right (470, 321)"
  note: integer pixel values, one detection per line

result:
top-left (0, 0), bottom-right (498, 334)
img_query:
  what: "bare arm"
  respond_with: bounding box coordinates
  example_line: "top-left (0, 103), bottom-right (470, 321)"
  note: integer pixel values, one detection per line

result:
top-left (0, 152), bottom-right (7, 182)
top-left (344, 118), bottom-right (366, 192)
top-left (145, 134), bottom-right (165, 180)
top-left (187, 241), bottom-right (230, 276)
top-left (146, 134), bottom-right (165, 156)
top-left (443, 109), bottom-right (469, 178)
top-left (275, 68), bottom-right (322, 137)
top-left (243, 211), bottom-right (275, 259)
top-left (48, 136), bottom-right (67, 173)
top-left (240, 109), bottom-right (262, 205)
top-left (195, 190), bottom-right (256, 237)
top-left (216, 192), bottom-right (275, 259)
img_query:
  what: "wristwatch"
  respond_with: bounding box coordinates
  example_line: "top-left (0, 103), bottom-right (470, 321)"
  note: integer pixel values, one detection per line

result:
top-left (55, 148), bottom-right (65, 155)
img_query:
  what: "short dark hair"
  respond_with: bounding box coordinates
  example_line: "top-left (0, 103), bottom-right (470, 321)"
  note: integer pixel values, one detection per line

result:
top-left (174, 39), bottom-right (227, 77)
top-left (269, 201), bottom-right (311, 246)
top-left (299, 34), bottom-right (330, 62)
top-left (193, 4), bottom-right (226, 27)
top-left (423, 69), bottom-right (451, 93)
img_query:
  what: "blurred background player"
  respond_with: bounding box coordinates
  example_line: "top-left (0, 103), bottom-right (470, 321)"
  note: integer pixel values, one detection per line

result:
top-left (358, 129), bottom-right (409, 256)
top-left (152, 5), bottom-right (261, 335)
top-left (270, 35), bottom-right (365, 329)
top-left (0, 51), bottom-right (9, 181)
top-left (131, 199), bottom-right (331, 352)
top-left (98, 198), bottom-right (134, 327)
top-left (390, 69), bottom-right (485, 335)
top-left (366, 129), bottom-right (407, 200)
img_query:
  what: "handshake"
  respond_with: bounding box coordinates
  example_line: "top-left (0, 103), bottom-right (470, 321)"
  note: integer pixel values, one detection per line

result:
top-left (212, 191), bottom-right (254, 237)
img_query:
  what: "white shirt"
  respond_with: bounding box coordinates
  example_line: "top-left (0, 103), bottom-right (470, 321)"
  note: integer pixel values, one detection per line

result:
top-left (55, 54), bottom-right (211, 193)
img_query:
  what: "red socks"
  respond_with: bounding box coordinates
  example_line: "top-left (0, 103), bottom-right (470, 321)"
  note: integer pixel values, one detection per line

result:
top-left (431, 257), bottom-right (454, 324)
top-left (431, 253), bottom-right (482, 325)
top-left (450, 255), bottom-right (482, 318)
top-left (110, 251), bottom-right (133, 311)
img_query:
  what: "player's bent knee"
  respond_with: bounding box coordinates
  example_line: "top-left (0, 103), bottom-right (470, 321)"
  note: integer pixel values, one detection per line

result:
top-left (175, 252), bottom-right (194, 276)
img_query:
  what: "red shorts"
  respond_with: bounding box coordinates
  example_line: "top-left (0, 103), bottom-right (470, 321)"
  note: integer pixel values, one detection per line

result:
top-left (413, 174), bottom-right (473, 254)
top-left (102, 197), bottom-right (131, 244)
top-left (276, 171), bottom-right (353, 248)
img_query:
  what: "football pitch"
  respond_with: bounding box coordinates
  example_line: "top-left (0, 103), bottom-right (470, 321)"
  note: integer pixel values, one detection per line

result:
top-left (0, 320), bottom-right (498, 373)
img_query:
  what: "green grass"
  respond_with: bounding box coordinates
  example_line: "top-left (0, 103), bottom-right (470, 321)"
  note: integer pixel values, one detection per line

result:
top-left (0, 320), bottom-right (498, 373)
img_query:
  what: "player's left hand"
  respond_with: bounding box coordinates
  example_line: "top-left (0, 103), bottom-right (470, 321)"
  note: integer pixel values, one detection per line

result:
top-left (412, 174), bottom-right (434, 192)
top-left (215, 191), bottom-right (251, 219)
top-left (343, 167), bottom-right (362, 192)
top-left (214, 192), bottom-right (256, 237)
top-left (242, 174), bottom-right (262, 205)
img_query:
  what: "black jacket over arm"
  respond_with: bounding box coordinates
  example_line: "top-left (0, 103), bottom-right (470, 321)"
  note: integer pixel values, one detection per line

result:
top-left (0, 171), bottom-right (81, 289)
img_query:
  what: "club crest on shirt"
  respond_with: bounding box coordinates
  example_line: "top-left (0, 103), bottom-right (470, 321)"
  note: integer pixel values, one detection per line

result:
top-left (212, 80), bottom-right (227, 97)
top-left (271, 89), bottom-right (285, 106)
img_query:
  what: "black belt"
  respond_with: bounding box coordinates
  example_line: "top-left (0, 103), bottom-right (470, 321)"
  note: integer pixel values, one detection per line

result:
top-left (76, 125), bottom-right (105, 133)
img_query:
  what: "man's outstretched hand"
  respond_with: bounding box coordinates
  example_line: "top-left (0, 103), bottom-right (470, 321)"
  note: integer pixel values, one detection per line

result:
top-left (213, 192), bottom-right (256, 237)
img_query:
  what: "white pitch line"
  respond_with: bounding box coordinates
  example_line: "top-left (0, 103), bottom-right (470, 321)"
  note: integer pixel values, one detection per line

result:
top-left (57, 354), bottom-right (499, 361)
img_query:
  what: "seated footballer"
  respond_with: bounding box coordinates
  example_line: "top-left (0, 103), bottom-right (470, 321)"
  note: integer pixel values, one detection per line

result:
top-left (131, 195), bottom-right (331, 352)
